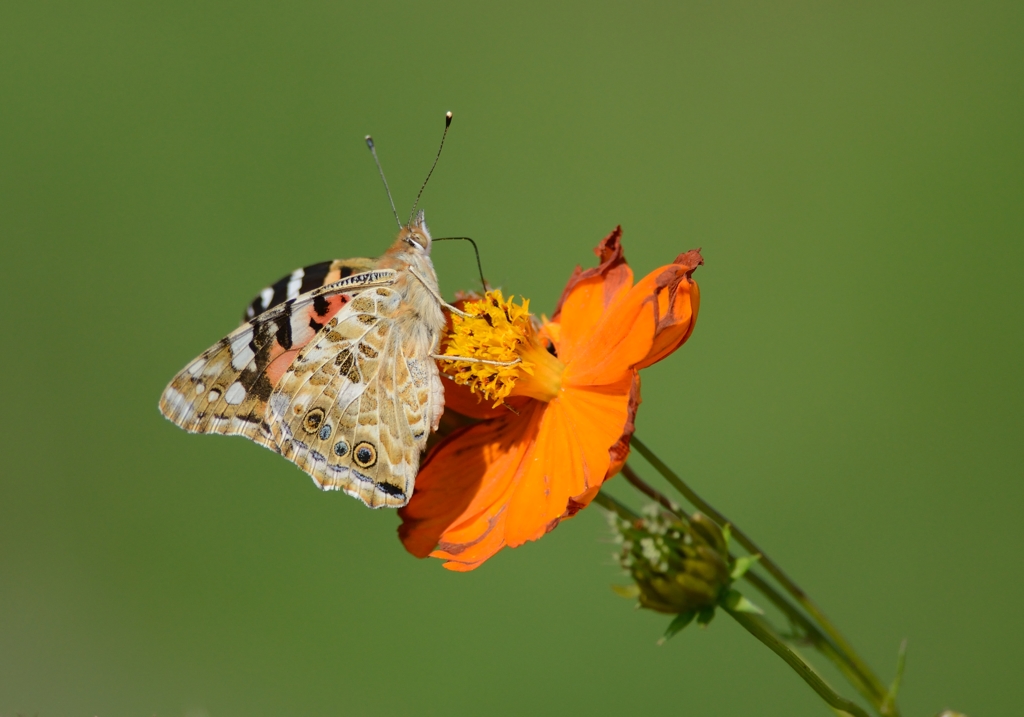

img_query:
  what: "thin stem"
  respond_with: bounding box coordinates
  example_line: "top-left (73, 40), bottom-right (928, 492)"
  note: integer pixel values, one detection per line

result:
top-left (726, 607), bottom-right (872, 717)
top-left (597, 486), bottom-right (881, 714)
top-left (631, 436), bottom-right (891, 708)
top-left (593, 490), bottom-right (638, 522)
top-left (741, 571), bottom-right (882, 708)
top-left (618, 463), bottom-right (884, 711)
top-left (621, 464), bottom-right (683, 517)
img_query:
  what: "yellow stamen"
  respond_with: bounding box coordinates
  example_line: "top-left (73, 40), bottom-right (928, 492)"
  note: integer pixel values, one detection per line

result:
top-left (439, 290), bottom-right (566, 406)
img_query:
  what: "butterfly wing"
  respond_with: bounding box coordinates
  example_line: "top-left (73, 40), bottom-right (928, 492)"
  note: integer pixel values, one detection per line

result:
top-left (243, 258), bottom-right (378, 322)
top-left (159, 269), bottom-right (398, 450)
top-left (267, 287), bottom-right (444, 508)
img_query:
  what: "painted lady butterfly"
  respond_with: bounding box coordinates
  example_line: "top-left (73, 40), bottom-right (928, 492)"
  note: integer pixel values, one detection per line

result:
top-left (160, 114), bottom-right (483, 508)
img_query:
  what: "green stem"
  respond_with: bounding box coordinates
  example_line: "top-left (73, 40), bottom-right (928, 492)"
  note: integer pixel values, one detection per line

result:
top-left (741, 571), bottom-right (882, 709)
top-left (593, 490), bottom-right (637, 522)
top-left (597, 487), bottom-right (881, 715)
top-left (621, 463), bottom-right (682, 516)
top-left (606, 474), bottom-right (883, 712)
top-left (631, 436), bottom-right (892, 710)
top-left (725, 607), bottom-right (872, 717)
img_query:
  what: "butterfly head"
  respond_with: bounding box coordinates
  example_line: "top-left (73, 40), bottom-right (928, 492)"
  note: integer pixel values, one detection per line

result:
top-left (398, 210), bottom-right (432, 254)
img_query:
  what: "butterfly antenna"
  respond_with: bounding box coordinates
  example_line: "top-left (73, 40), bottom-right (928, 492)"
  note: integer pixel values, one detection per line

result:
top-left (365, 135), bottom-right (402, 229)
top-left (408, 111), bottom-right (453, 224)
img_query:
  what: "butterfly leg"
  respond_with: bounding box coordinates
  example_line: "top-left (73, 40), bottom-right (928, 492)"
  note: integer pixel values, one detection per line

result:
top-left (407, 266), bottom-right (475, 318)
top-left (432, 354), bottom-right (521, 367)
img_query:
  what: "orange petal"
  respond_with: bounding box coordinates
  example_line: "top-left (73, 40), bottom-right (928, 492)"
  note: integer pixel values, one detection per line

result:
top-left (565, 251), bottom-right (702, 386)
top-left (635, 249), bottom-right (703, 370)
top-left (401, 242), bottom-right (701, 571)
top-left (605, 372), bottom-right (641, 478)
top-left (439, 376), bottom-right (530, 421)
top-left (551, 227), bottom-right (635, 364)
top-left (398, 402), bottom-right (544, 569)
top-left (503, 377), bottom-right (634, 546)
top-left (400, 379), bottom-right (637, 569)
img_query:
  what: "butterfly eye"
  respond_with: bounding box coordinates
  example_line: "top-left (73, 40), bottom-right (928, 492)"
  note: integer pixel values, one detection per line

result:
top-left (353, 441), bottom-right (377, 468)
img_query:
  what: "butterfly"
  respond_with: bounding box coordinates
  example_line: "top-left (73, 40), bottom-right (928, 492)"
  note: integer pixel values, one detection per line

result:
top-left (159, 115), bottom-right (486, 508)
top-left (160, 210), bottom-right (451, 508)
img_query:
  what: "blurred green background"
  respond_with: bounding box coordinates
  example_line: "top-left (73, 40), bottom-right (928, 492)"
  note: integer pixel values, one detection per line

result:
top-left (2, 2), bottom-right (1021, 715)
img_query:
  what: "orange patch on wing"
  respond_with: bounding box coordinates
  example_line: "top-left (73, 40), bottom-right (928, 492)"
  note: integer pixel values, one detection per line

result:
top-left (264, 294), bottom-right (351, 388)
top-left (266, 348), bottom-right (300, 387)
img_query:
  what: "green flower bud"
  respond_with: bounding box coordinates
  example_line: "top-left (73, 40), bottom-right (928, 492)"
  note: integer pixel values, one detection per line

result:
top-left (609, 506), bottom-right (733, 615)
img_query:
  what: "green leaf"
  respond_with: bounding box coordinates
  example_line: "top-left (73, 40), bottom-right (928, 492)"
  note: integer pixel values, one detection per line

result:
top-left (723, 588), bottom-right (764, 615)
top-left (881, 639), bottom-right (908, 715)
top-left (657, 610), bottom-right (697, 644)
top-left (730, 554), bottom-right (761, 580)
top-left (721, 523), bottom-right (733, 551)
top-left (696, 606), bottom-right (717, 626)
top-left (611, 583), bottom-right (640, 600)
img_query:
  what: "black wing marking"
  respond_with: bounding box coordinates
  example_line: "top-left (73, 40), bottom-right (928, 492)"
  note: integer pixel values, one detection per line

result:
top-left (243, 257), bottom-right (378, 322)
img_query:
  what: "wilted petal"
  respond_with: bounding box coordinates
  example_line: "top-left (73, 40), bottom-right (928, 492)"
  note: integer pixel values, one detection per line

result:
top-left (635, 249), bottom-right (703, 370)
top-left (551, 227), bottom-right (634, 365)
top-left (565, 250), bottom-right (702, 386)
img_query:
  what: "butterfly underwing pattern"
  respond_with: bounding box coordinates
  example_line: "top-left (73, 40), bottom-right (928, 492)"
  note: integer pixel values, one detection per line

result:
top-left (159, 211), bottom-right (447, 508)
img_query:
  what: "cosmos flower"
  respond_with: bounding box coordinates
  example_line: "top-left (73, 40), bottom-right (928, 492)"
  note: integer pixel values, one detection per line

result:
top-left (398, 227), bottom-right (703, 571)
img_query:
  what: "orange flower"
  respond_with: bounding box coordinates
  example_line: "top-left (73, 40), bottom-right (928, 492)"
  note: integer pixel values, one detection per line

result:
top-left (398, 227), bottom-right (703, 571)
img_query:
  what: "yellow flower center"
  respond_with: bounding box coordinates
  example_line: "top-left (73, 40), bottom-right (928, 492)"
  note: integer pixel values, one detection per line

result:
top-left (439, 290), bottom-right (566, 406)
